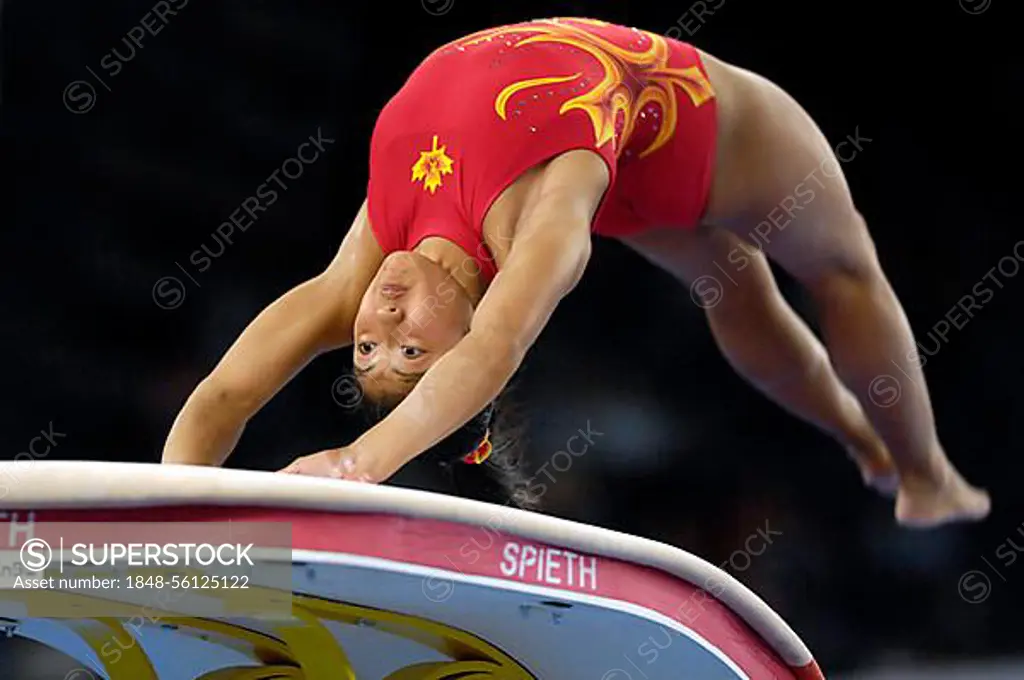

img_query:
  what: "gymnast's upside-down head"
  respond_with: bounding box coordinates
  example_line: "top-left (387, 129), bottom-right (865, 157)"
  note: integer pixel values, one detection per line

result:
top-left (350, 249), bottom-right (534, 508)
top-left (352, 250), bottom-right (475, 403)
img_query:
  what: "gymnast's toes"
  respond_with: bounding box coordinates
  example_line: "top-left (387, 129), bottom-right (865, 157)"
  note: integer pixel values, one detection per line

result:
top-left (845, 442), bottom-right (899, 497)
top-left (863, 469), bottom-right (900, 497)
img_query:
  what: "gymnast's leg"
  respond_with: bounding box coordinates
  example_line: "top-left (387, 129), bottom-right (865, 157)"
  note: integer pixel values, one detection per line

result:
top-left (624, 226), bottom-right (896, 492)
top-left (701, 54), bottom-right (989, 526)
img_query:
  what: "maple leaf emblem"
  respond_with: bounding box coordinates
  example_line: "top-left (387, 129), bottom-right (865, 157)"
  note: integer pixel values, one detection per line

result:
top-left (410, 135), bottom-right (454, 194)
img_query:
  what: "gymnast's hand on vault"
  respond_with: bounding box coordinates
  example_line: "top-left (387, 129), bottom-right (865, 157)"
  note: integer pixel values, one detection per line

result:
top-left (277, 447), bottom-right (376, 482)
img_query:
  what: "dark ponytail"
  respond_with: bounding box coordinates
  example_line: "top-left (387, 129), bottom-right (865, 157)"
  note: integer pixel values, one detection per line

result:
top-left (361, 390), bottom-right (537, 510)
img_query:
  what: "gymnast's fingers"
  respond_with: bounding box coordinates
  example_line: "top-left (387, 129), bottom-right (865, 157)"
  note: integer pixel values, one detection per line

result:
top-left (277, 456), bottom-right (309, 474)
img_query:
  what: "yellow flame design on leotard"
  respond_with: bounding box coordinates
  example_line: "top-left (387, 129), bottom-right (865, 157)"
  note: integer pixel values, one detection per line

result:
top-left (456, 18), bottom-right (715, 159)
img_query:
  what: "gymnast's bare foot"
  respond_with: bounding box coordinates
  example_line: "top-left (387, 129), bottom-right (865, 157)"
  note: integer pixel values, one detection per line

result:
top-left (852, 451), bottom-right (900, 497)
top-left (895, 461), bottom-right (990, 528)
top-left (844, 431), bottom-right (899, 497)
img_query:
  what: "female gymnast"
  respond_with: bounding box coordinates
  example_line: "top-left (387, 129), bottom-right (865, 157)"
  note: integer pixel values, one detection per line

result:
top-left (162, 17), bottom-right (988, 527)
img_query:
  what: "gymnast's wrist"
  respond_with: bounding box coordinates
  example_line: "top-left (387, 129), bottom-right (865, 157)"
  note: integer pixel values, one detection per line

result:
top-left (161, 440), bottom-right (231, 465)
top-left (348, 431), bottom-right (416, 481)
top-left (160, 450), bottom-right (221, 466)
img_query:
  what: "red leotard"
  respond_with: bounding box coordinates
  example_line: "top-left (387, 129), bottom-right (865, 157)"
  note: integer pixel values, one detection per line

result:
top-left (367, 17), bottom-right (718, 281)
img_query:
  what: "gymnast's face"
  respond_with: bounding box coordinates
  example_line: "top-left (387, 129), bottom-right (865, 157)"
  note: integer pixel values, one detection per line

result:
top-left (353, 251), bottom-right (474, 400)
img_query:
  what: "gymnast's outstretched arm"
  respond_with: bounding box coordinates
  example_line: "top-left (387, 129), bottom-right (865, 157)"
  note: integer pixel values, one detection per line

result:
top-left (320, 151), bottom-right (609, 482)
top-left (161, 200), bottom-right (382, 466)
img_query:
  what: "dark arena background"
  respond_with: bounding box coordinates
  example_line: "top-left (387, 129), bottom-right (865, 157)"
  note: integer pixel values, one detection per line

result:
top-left (2, 0), bottom-right (1021, 678)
